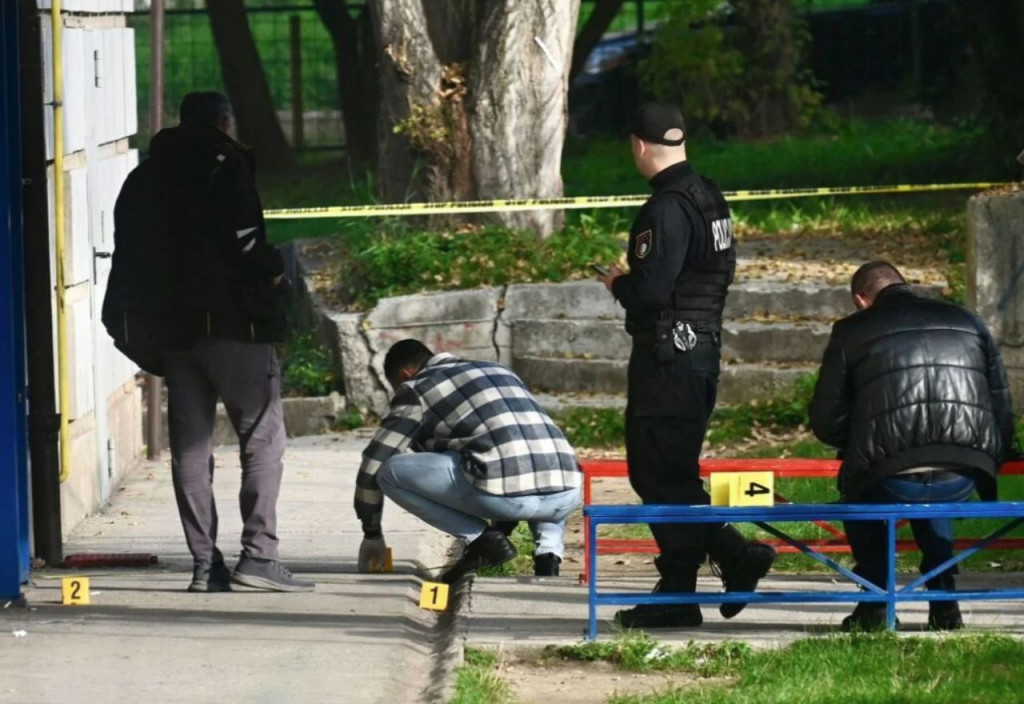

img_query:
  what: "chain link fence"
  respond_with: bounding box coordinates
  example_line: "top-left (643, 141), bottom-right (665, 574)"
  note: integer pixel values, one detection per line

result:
top-left (129, 0), bottom-right (940, 152)
top-left (130, 4), bottom-right (343, 150)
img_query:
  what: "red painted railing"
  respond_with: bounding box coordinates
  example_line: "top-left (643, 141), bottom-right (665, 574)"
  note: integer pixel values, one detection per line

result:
top-left (579, 459), bottom-right (1024, 583)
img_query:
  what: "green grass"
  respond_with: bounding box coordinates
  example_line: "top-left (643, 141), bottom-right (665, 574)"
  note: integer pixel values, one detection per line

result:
top-left (606, 634), bottom-right (1024, 704)
top-left (259, 117), bottom-right (1001, 306)
top-left (547, 632), bottom-right (752, 675)
top-left (450, 648), bottom-right (513, 704)
top-left (279, 331), bottom-right (335, 397)
top-left (458, 634), bottom-right (1024, 704)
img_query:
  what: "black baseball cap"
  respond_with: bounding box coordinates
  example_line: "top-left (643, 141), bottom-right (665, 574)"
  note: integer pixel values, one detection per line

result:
top-left (628, 102), bottom-right (686, 146)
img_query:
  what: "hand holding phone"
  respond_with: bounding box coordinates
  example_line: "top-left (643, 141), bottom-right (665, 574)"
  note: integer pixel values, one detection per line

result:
top-left (589, 263), bottom-right (610, 276)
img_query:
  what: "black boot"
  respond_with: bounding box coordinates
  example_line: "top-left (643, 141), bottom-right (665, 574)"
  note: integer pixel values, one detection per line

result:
top-left (533, 553), bottom-right (561, 577)
top-left (707, 524), bottom-right (776, 619)
top-left (442, 528), bottom-right (518, 584)
top-left (841, 603), bottom-right (897, 632)
top-left (926, 574), bottom-right (963, 631)
top-left (613, 556), bottom-right (703, 629)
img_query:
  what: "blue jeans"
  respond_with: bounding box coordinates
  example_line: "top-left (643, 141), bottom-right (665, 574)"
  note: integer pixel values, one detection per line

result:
top-left (843, 472), bottom-right (976, 589)
top-left (376, 452), bottom-right (581, 557)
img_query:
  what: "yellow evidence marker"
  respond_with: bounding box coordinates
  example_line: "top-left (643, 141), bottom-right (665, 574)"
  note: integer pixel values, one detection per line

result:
top-left (419, 582), bottom-right (449, 611)
top-left (369, 547), bottom-right (394, 573)
top-left (61, 576), bottom-right (91, 605)
top-left (710, 472), bottom-right (774, 506)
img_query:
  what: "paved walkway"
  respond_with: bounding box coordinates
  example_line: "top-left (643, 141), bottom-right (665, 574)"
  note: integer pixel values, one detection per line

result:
top-left (4, 433), bottom-right (1024, 703)
top-left (0, 435), bottom-right (455, 704)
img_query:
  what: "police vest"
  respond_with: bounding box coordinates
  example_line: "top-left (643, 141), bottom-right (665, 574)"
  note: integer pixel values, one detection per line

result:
top-left (661, 172), bottom-right (735, 332)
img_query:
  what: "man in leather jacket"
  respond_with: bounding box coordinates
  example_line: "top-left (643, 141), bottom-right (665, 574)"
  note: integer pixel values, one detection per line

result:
top-left (811, 260), bottom-right (1015, 631)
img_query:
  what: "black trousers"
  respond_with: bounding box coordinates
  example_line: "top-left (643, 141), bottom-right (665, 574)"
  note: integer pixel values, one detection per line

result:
top-left (625, 341), bottom-right (721, 570)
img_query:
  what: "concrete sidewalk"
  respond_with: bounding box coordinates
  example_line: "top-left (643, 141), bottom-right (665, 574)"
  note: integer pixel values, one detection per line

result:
top-left (0, 435), bottom-right (456, 704)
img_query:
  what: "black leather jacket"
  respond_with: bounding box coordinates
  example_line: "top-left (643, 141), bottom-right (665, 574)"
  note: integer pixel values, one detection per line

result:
top-left (810, 284), bottom-right (1014, 500)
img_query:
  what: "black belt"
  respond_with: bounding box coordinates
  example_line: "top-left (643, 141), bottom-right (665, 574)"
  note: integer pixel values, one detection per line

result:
top-left (897, 469), bottom-right (967, 483)
top-left (632, 330), bottom-right (721, 346)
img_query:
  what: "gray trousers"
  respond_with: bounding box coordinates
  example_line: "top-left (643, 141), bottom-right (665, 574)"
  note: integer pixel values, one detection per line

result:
top-left (163, 339), bottom-right (285, 564)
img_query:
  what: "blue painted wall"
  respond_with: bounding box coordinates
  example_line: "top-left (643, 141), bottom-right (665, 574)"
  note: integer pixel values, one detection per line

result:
top-left (0, 0), bottom-right (31, 600)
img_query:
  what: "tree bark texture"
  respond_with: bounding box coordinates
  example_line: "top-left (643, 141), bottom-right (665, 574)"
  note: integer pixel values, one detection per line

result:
top-left (207, 0), bottom-right (293, 170)
top-left (368, 0), bottom-right (579, 236)
top-left (313, 0), bottom-right (379, 167)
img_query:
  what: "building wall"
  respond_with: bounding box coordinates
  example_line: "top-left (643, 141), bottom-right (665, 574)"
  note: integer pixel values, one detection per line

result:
top-left (35, 1), bottom-right (144, 536)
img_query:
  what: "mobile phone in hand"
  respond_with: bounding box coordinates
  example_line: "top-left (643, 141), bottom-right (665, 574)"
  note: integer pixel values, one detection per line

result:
top-left (589, 263), bottom-right (610, 276)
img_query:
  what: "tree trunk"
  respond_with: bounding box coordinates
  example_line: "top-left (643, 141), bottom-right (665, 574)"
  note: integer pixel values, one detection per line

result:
top-left (570, 0), bottom-right (626, 85)
top-left (207, 0), bottom-right (293, 170)
top-left (732, 0), bottom-right (808, 138)
top-left (368, 0), bottom-right (446, 204)
top-left (313, 0), bottom-right (379, 167)
top-left (469, 0), bottom-right (578, 234)
top-left (368, 0), bottom-right (578, 236)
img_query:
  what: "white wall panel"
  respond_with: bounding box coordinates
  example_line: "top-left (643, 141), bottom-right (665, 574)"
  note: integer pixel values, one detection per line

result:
top-left (122, 28), bottom-right (137, 138)
top-left (71, 296), bottom-right (96, 420)
top-left (63, 28), bottom-right (88, 154)
top-left (67, 167), bottom-right (92, 287)
top-left (41, 24), bottom-right (88, 159)
top-left (104, 30), bottom-right (127, 143)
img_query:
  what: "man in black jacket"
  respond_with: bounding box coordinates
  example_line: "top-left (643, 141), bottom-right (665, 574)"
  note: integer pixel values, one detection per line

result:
top-left (811, 261), bottom-right (1014, 631)
top-left (596, 102), bottom-right (775, 629)
top-left (131, 92), bottom-right (310, 593)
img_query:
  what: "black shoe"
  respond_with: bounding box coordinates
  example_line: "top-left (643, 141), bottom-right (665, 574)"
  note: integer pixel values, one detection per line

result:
top-left (716, 542), bottom-right (776, 619)
top-left (841, 603), bottom-right (899, 632)
top-left (614, 603), bottom-right (703, 629)
top-left (613, 571), bottom-right (703, 630)
top-left (232, 555), bottom-right (315, 592)
top-left (188, 560), bottom-right (232, 593)
top-left (442, 528), bottom-right (518, 584)
top-left (928, 601), bottom-right (963, 631)
top-left (534, 553), bottom-right (561, 577)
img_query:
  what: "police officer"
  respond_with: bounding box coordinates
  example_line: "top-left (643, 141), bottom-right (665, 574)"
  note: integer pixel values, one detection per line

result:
top-left (596, 102), bottom-right (774, 628)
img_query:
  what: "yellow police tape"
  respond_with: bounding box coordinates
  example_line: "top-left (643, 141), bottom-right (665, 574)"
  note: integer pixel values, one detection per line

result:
top-left (263, 181), bottom-right (1010, 220)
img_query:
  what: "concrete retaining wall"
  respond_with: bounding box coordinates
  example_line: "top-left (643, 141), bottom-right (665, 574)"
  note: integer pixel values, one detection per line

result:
top-left (968, 188), bottom-right (1024, 411)
top-left (296, 243), bottom-right (950, 411)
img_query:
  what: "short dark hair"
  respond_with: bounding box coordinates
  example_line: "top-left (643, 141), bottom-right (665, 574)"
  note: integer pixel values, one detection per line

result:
top-left (851, 260), bottom-right (906, 299)
top-left (179, 91), bottom-right (233, 129)
top-left (384, 339), bottom-right (433, 382)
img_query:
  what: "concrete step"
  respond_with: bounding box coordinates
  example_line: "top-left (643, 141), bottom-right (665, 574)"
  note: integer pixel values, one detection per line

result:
top-left (503, 280), bottom-right (945, 323)
top-left (512, 319), bottom-right (832, 364)
top-left (515, 356), bottom-right (816, 404)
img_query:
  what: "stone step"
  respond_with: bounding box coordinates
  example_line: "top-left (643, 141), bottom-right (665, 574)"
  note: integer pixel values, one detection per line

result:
top-left (515, 356), bottom-right (816, 404)
top-left (511, 319), bottom-right (832, 364)
top-left (502, 280), bottom-right (945, 322)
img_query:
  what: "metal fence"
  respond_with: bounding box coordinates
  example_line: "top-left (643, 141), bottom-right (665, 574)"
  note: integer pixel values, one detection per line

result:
top-left (129, 5), bottom-right (343, 149)
top-left (129, 0), bottom-right (946, 152)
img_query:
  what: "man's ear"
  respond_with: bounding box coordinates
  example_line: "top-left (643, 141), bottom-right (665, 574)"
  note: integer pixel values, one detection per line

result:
top-left (852, 292), bottom-right (871, 311)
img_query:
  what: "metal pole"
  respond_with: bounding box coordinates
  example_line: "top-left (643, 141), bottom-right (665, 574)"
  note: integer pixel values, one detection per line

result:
top-left (636, 0), bottom-right (645, 42)
top-left (146, 0), bottom-right (165, 461)
top-left (289, 15), bottom-right (304, 150)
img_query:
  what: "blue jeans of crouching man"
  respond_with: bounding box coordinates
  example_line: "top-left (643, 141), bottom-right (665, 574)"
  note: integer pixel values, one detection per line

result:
top-left (376, 451), bottom-right (581, 556)
top-left (843, 470), bottom-right (976, 590)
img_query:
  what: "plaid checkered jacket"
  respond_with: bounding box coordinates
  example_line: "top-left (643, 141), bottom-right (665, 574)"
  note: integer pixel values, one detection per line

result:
top-left (354, 353), bottom-right (581, 532)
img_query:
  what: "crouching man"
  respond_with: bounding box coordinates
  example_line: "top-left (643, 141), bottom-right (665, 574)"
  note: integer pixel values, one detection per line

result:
top-left (810, 261), bottom-right (1014, 631)
top-left (354, 340), bottom-right (582, 582)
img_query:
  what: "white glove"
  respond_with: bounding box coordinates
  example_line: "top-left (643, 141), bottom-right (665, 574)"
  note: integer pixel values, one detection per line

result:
top-left (358, 536), bottom-right (389, 573)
